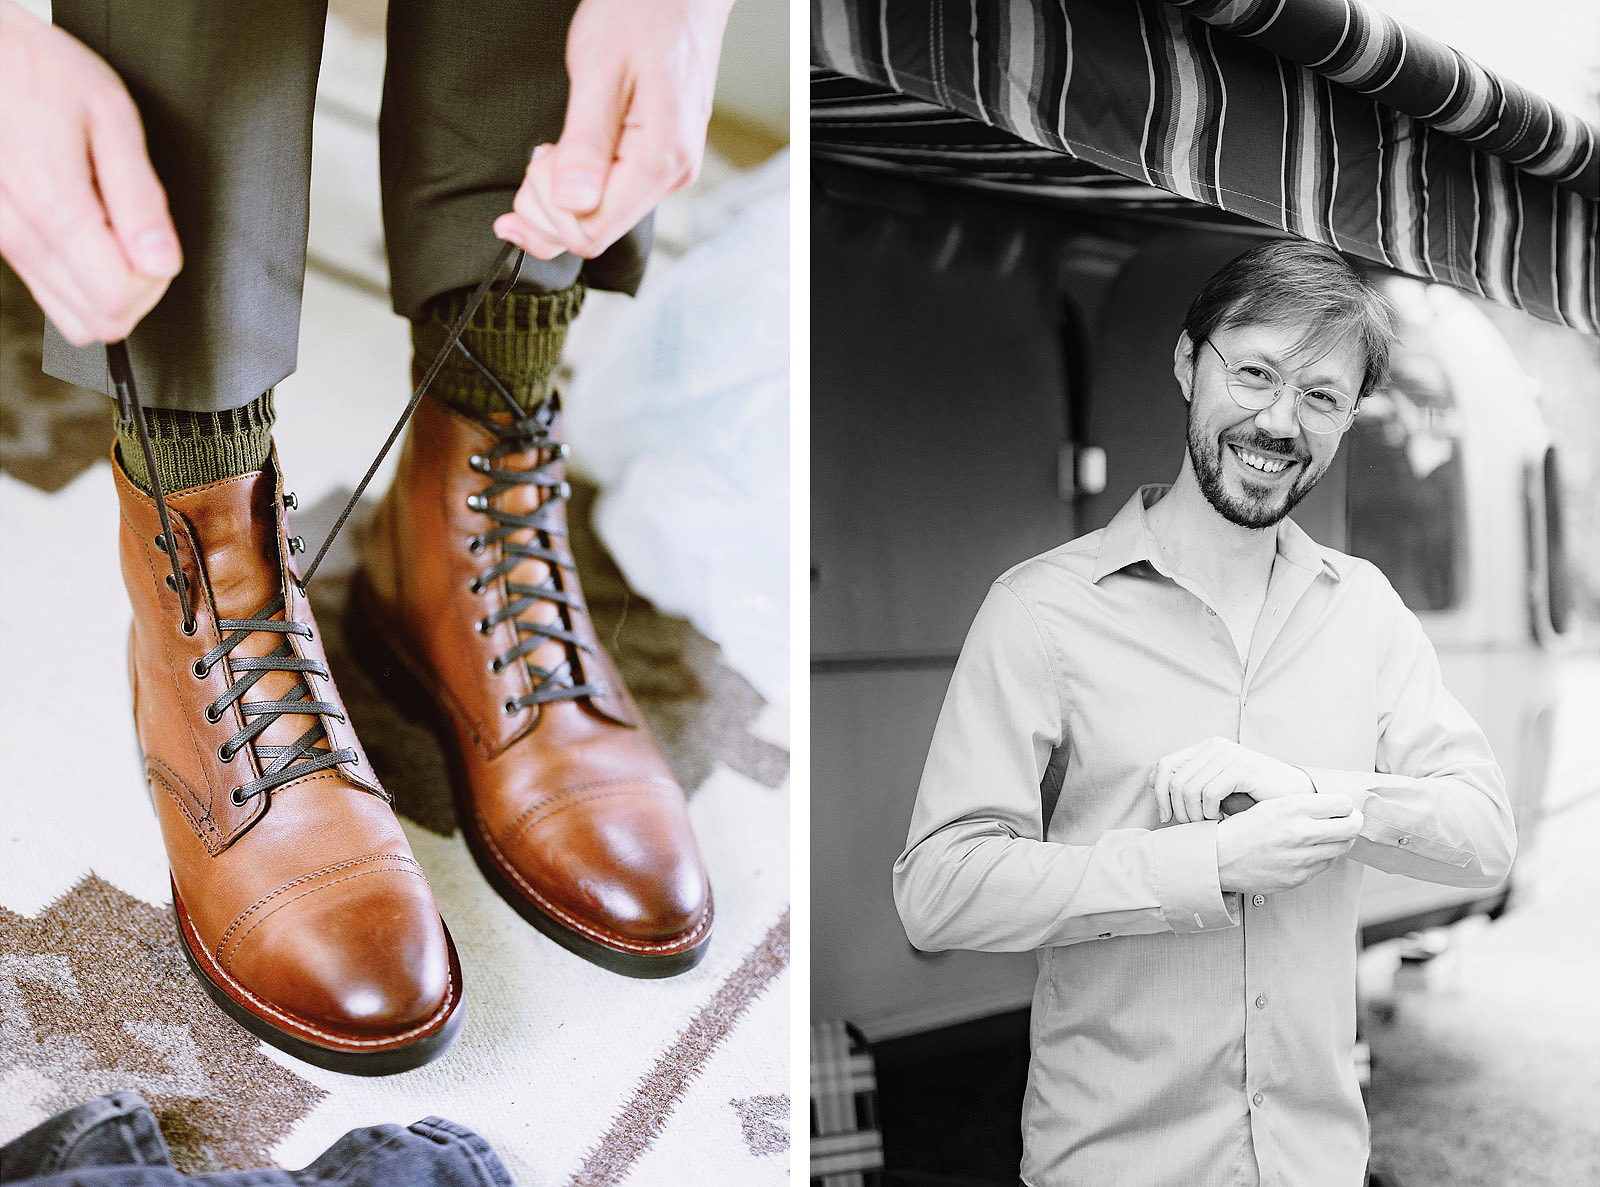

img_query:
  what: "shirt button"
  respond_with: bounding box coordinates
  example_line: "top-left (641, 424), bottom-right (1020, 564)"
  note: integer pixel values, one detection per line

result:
top-left (1252, 1092), bottom-right (1264, 1107)
top-left (1398, 837), bottom-right (1410, 846)
top-left (1206, 607), bottom-right (1216, 616)
top-left (1255, 994), bottom-right (1268, 1009)
top-left (1252, 894), bottom-right (1266, 907)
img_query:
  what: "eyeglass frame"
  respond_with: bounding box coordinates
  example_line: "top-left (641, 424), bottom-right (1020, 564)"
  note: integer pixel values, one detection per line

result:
top-left (1202, 338), bottom-right (1360, 435)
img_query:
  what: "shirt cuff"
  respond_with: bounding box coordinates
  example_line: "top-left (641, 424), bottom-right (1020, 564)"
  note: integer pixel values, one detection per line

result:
top-left (1150, 821), bottom-right (1235, 934)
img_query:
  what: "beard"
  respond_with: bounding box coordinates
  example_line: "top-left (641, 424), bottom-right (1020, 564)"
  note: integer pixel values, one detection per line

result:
top-left (1187, 416), bottom-right (1323, 530)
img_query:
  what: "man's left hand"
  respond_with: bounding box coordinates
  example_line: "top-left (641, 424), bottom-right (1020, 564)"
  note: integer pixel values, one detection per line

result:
top-left (1151, 737), bottom-right (1315, 824)
top-left (493, 0), bottom-right (734, 262)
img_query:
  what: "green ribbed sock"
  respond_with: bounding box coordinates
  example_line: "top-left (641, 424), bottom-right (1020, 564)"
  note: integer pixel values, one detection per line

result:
top-left (412, 284), bottom-right (585, 416)
top-left (115, 389), bottom-right (276, 495)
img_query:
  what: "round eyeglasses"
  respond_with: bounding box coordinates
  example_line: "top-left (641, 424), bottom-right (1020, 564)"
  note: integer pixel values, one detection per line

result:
top-left (1204, 340), bottom-right (1358, 435)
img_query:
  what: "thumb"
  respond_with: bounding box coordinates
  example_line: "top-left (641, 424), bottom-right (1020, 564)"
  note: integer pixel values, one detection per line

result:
top-left (86, 93), bottom-right (180, 279)
top-left (550, 66), bottom-right (628, 215)
top-left (1304, 792), bottom-right (1355, 819)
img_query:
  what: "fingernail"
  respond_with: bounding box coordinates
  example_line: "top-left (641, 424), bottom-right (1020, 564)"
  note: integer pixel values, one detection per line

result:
top-left (134, 229), bottom-right (178, 274)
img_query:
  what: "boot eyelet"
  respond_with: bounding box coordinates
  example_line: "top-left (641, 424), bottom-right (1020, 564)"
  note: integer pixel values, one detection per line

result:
top-left (468, 578), bottom-right (485, 595)
top-left (288, 535), bottom-right (305, 555)
top-left (468, 454), bottom-right (487, 471)
top-left (154, 533), bottom-right (169, 553)
top-left (555, 443), bottom-right (571, 459)
top-left (283, 491), bottom-right (298, 510)
top-left (218, 745), bottom-right (234, 763)
top-left (229, 786), bottom-right (246, 806)
top-left (503, 699), bottom-right (518, 715)
top-left (466, 494), bottom-right (487, 512)
top-left (553, 481), bottom-right (571, 499)
top-left (192, 660), bottom-right (208, 679)
top-left (467, 536), bottom-right (485, 554)
top-left (180, 619), bottom-right (198, 637)
top-left (165, 574), bottom-right (178, 591)
top-left (475, 619), bottom-right (491, 635)
top-left (489, 658), bottom-right (504, 674)
top-left (205, 705), bottom-right (222, 724)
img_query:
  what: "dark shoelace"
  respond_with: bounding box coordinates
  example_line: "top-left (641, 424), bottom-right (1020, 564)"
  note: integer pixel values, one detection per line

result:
top-left (452, 339), bottom-right (605, 714)
top-left (193, 594), bottom-right (357, 805)
top-left (109, 242), bottom-right (530, 799)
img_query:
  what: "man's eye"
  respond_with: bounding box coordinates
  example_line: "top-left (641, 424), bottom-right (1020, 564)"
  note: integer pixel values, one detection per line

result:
top-left (1236, 363), bottom-right (1277, 384)
top-left (1304, 389), bottom-right (1347, 410)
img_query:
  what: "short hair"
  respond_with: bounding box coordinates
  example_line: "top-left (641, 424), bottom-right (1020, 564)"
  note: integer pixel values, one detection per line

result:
top-left (1181, 240), bottom-right (1397, 399)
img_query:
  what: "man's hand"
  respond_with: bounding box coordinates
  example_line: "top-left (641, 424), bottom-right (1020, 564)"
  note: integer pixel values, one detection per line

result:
top-left (1215, 793), bottom-right (1363, 894)
top-left (0, 1), bottom-right (180, 345)
top-left (493, 0), bottom-right (734, 262)
top-left (1151, 736), bottom-right (1315, 824)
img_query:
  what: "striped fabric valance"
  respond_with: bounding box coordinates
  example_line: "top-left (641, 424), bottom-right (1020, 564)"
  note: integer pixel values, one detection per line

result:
top-left (811, 0), bottom-right (1600, 336)
top-left (1170, 0), bottom-right (1597, 198)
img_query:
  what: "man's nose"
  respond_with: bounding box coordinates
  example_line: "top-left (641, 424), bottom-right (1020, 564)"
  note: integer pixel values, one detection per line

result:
top-left (1254, 387), bottom-right (1301, 438)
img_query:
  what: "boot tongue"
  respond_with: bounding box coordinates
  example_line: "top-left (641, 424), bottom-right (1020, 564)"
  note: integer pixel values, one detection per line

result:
top-left (168, 469), bottom-right (327, 759)
top-left (173, 470), bottom-right (281, 621)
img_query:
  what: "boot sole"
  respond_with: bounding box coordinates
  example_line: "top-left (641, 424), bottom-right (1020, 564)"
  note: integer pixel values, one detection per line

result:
top-left (135, 747), bottom-right (466, 1075)
top-left (345, 572), bottom-right (711, 979)
top-left (172, 881), bottom-right (466, 1076)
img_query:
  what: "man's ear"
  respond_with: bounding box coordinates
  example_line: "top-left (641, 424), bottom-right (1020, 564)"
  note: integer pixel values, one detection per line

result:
top-left (1173, 331), bottom-right (1197, 402)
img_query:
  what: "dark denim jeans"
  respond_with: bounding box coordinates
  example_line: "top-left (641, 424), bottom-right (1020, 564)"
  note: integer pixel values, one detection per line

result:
top-left (0, 1092), bottom-right (516, 1187)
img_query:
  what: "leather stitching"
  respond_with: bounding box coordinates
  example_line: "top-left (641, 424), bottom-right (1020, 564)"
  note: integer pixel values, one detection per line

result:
top-left (146, 755), bottom-right (221, 847)
top-left (473, 807), bottom-right (712, 954)
top-left (221, 865), bottom-right (429, 973)
top-left (503, 778), bottom-right (679, 844)
top-left (177, 892), bottom-right (456, 1048)
top-left (217, 853), bottom-right (423, 954)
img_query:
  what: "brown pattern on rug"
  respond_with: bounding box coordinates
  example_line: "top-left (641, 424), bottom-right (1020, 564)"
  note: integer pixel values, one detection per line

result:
top-left (0, 875), bottom-right (324, 1172)
top-left (292, 480), bottom-right (788, 836)
top-left (566, 910), bottom-right (791, 1187)
top-left (0, 262), bottom-right (111, 493)
top-left (731, 1094), bottom-right (790, 1157)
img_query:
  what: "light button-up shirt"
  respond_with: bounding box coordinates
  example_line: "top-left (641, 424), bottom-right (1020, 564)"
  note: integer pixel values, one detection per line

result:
top-left (893, 486), bottom-right (1515, 1187)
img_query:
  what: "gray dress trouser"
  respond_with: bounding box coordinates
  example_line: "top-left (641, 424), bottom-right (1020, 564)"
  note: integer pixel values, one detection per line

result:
top-left (43, 0), bottom-right (651, 413)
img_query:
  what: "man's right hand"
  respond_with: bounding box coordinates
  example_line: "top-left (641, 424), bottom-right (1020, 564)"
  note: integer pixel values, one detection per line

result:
top-left (1215, 793), bottom-right (1364, 894)
top-left (0, 1), bottom-right (179, 346)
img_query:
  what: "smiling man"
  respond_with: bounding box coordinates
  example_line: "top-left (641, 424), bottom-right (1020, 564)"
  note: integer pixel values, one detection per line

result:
top-left (893, 239), bottom-right (1516, 1187)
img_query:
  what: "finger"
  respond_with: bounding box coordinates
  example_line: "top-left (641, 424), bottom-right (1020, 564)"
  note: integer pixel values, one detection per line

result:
top-left (1306, 810), bottom-right (1365, 844)
top-left (4, 138), bottom-right (146, 336)
top-left (0, 185), bottom-right (146, 342)
top-left (1300, 792), bottom-right (1356, 819)
top-left (85, 89), bottom-right (180, 279)
top-left (572, 87), bottom-right (699, 257)
top-left (550, 55), bottom-right (629, 214)
top-left (515, 146), bottom-right (587, 253)
top-left (494, 214), bottom-right (566, 262)
top-left (1172, 751), bottom-right (1227, 823)
top-left (2, 243), bottom-right (93, 346)
top-left (1196, 768), bottom-right (1237, 821)
top-left (1152, 758), bottom-right (1175, 824)
top-left (495, 196), bottom-right (569, 258)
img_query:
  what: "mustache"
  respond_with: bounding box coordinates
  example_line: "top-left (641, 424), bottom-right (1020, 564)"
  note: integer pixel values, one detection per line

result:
top-left (1221, 431), bottom-right (1307, 462)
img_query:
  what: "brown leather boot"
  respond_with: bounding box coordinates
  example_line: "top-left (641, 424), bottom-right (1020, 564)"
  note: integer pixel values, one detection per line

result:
top-left (350, 392), bottom-right (713, 977)
top-left (116, 447), bottom-right (464, 1073)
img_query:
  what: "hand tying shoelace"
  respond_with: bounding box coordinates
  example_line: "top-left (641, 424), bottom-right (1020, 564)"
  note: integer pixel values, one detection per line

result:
top-left (107, 242), bottom-right (529, 802)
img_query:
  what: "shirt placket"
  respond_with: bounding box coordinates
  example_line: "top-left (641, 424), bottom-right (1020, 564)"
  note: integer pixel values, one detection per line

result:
top-left (1239, 557), bottom-right (1322, 1178)
top-left (1165, 552), bottom-right (1323, 1180)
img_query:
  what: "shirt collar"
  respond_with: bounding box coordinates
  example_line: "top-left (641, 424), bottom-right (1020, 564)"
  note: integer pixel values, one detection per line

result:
top-left (1090, 484), bottom-right (1341, 584)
